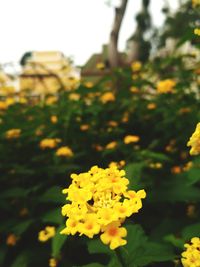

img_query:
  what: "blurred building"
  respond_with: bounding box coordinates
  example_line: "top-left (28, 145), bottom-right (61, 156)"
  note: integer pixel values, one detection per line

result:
top-left (20, 51), bottom-right (80, 95)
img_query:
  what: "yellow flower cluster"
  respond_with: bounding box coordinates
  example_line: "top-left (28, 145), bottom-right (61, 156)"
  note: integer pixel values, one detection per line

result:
top-left (131, 61), bottom-right (142, 72)
top-left (38, 226), bottom-right (56, 242)
top-left (100, 92), bottom-right (115, 104)
top-left (96, 62), bottom-right (105, 70)
top-left (56, 146), bottom-right (73, 157)
top-left (124, 135), bottom-right (140, 144)
top-left (50, 115), bottom-right (58, 124)
top-left (181, 237), bottom-right (200, 267)
top-left (157, 79), bottom-right (176, 94)
top-left (49, 258), bottom-right (57, 267)
top-left (39, 138), bottom-right (61, 149)
top-left (194, 28), bottom-right (200, 36)
top-left (6, 129), bottom-right (21, 139)
top-left (61, 165), bottom-right (146, 250)
top-left (187, 122), bottom-right (200, 155)
top-left (192, 0), bottom-right (200, 7)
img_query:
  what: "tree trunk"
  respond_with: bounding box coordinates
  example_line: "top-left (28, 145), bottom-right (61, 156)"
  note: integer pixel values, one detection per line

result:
top-left (108, 0), bottom-right (128, 68)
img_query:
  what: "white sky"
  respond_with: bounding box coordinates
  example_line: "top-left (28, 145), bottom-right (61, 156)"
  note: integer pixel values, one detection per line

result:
top-left (0, 0), bottom-right (179, 67)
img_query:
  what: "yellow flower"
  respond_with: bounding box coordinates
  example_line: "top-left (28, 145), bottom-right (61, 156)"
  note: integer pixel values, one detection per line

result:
top-left (181, 237), bottom-right (200, 267)
top-left (105, 141), bottom-right (117, 149)
top-left (50, 115), bottom-right (58, 124)
top-left (131, 61), bottom-right (142, 72)
top-left (84, 81), bottom-right (94, 88)
top-left (147, 103), bottom-right (156, 110)
top-left (130, 86), bottom-right (140, 93)
top-left (100, 222), bottom-right (127, 250)
top-left (6, 129), bottom-right (21, 139)
top-left (38, 226), bottom-right (56, 242)
top-left (96, 62), bottom-right (105, 70)
top-left (109, 160), bottom-right (125, 169)
top-left (46, 96), bottom-right (58, 105)
top-left (124, 135), bottom-right (140, 144)
top-left (49, 258), bottom-right (57, 267)
top-left (69, 93), bottom-right (80, 101)
top-left (40, 138), bottom-right (61, 149)
top-left (194, 28), bottom-right (200, 36)
top-left (6, 234), bottom-right (18, 246)
top-left (0, 101), bottom-right (8, 110)
top-left (171, 166), bottom-right (182, 174)
top-left (187, 122), bottom-right (200, 155)
top-left (100, 92), bottom-right (115, 104)
top-left (80, 124), bottom-right (90, 131)
top-left (149, 162), bottom-right (163, 169)
top-left (157, 79), bottom-right (176, 94)
top-left (56, 146), bottom-right (73, 157)
top-left (61, 165), bottom-right (146, 250)
top-left (192, 0), bottom-right (200, 7)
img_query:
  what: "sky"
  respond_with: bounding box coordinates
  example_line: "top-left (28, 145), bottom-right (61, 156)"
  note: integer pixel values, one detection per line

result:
top-left (0, 0), bottom-right (179, 67)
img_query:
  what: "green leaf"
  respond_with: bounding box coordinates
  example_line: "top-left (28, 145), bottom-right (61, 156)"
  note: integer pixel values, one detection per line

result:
top-left (11, 220), bottom-right (33, 235)
top-left (42, 208), bottom-right (63, 225)
top-left (11, 253), bottom-right (28, 267)
top-left (187, 168), bottom-right (200, 185)
top-left (182, 223), bottom-right (200, 241)
top-left (164, 234), bottom-right (185, 249)
top-left (125, 163), bottom-right (145, 189)
top-left (39, 186), bottom-right (65, 204)
top-left (51, 225), bottom-right (68, 257)
top-left (0, 187), bottom-right (29, 199)
top-left (87, 238), bottom-right (113, 255)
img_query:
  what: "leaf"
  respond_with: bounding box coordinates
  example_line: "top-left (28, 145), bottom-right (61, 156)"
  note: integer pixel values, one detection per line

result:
top-left (11, 220), bottom-right (33, 235)
top-left (51, 225), bottom-right (68, 257)
top-left (133, 242), bottom-right (175, 266)
top-left (164, 234), bottom-right (185, 249)
top-left (125, 163), bottom-right (145, 190)
top-left (87, 238), bottom-right (113, 255)
top-left (182, 223), bottom-right (200, 241)
top-left (187, 168), bottom-right (200, 185)
top-left (11, 253), bottom-right (28, 267)
top-left (42, 208), bottom-right (63, 225)
top-left (39, 186), bottom-right (65, 204)
top-left (0, 187), bottom-right (29, 199)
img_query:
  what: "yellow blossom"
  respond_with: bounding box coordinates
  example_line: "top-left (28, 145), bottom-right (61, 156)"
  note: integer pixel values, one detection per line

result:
top-left (80, 124), bottom-right (90, 131)
top-left (194, 28), bottom-right (200, 35)
top-left (147, 103), bottom-right (157, 110)
top-left (40, 138), bottom-right (61, 149)
top-left (56, 146), bottom-right (73, 157)
top-left (61, 165), bottom-right (146, 250)
top-left (100, 92), bottom-right (115, 104)
top-left (181, 237), bottom-right (200, 267)
top-left (45, 96), bottom-right (58, 105)
top-left (124, 135), bottom-right (140, 144)
top-left (0, 101), bottom-right (8, 110)
top-left (38, 226), bottom-right (56, 242)
top-left (96, 62), bottom-right (105, 70)
top-left (84, 81), bottom-right (94, 88)
top-left (105, 141), bottom-right (117, 149)
top-left (131, 61), bottom-right (142, 72)
top-left (187, 122), bottom-right (200, 155)
top-left (69, 93), bottom-right (80, 101)
top-left (109, 160), bottom-right (125, 169)
top-left (50, 115), bottom-right (58, 124)
top-left (6, 129), bottom-right (21, 139)
top-left (6, 234), bottom-right (18, 246)
top-left (192, 0), bottom-right (200, 7)
top-left (130, 86), bottom-right (140, 93)
top-left (49, 258), bottom-right (57, 267)
top-left (149, 162), bottom-right (163, 169)
top-left (157, 79), bottom-right (176, 94)
top-left (100, 222), bottom-right (127, 250)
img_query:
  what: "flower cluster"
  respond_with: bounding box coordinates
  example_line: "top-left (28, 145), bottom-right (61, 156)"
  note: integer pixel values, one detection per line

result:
top-left (38, 226), bottom-right (56, 242)
top-left (124, 135), bottom-right (140, 144)
top-left (187, 122), bottom-right (200, 155)
top-left (156, 79), bottom-right (176, 94)
top-left (5, 129), bottom-right (21, 139)
top-left (39, 138), bottom-right (61, 149)
top-left (192, 0), bottom-right (200, 7)
top-left (100, 92), bottom-right (115, 103)
top-left (56, 146), bottom-right (73, 157)
top-left (181, 237), bottom-right (200, 267)
top-left (61, 165), bottom-right (146, 250)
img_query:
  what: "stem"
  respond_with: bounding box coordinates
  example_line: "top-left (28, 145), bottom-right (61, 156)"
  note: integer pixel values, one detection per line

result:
top-left (115, 247), bottom-right (127, 267)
